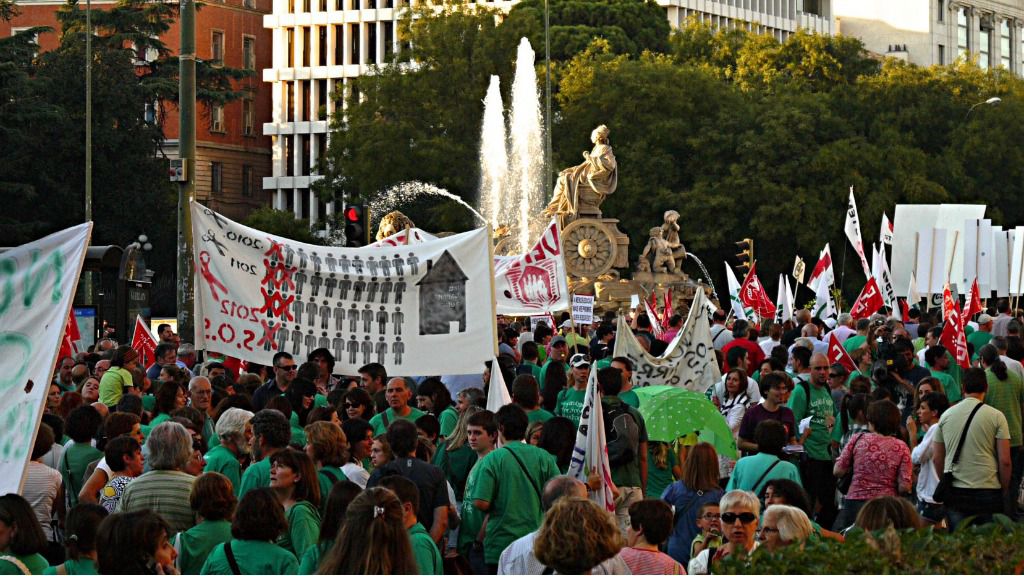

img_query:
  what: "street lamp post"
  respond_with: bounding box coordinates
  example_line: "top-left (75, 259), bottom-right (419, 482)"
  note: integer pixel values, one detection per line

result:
top-left (84, 0), bottom-right (92, 222)
top-left (176, 0), bottom-right (197, 342)
top-left (965, 96), bottom-right (1001, 120)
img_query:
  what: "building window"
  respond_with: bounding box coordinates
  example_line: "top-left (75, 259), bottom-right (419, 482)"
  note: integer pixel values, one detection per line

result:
top-left (957, 8), bottom-right (968, 58)
top-left (211, 103), bottom-right (225, 132)
top-left (1001, 20), bottom-right (1011, 69)
top-left (287, 28), bottom-right (295, 68)
top-left (11, 28), bottom-right (39, 58)
top-left (937, 0), bottom-right (943, 22)
top-left (144, 101), bottom-right (158, 124)
top-left (211, 162), bottom-right (223, 195)
top-left (212, 30), bottom-right (224, 66)
top-left (980, 26), bottom-right (990, 68)
top-left (938, 43), bottom-right (945, 65)
top-left (802, 0), bottom-right (820, 16)
top-left (243, 0), bottom-right (254, 8)
top-left (243, 36), bottom-right (255, 70)
top-left (243, 98), bottom-right (255, 136)
top-left (242, 165), bottom-right (254, 197)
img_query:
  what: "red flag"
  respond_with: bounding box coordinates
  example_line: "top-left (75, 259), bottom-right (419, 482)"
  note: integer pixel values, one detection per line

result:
top-left (941, 283), bottom-right (956, 323)
top-left (131, 315), bottom-right (159, 369)
top-left (940, 300), bottom-right (970, 369)
top-left (58, 307), bottom-right (80, 359)
top-left (808, 244), bottom-right (833, 290)
top-left (661, 289), bottom-right (673, 329)
top-left (964, 278), bottom-right (983, 324)
top-left (739, 263), bottom-right (776, 319)
top-left (899, 298), bottom-right (910, 323)
top-left (647, 291), bottom-right (661, 326)
top-left (827, 332), bottom-right (857, 372)
top-left (850, 277), bottom-right (885, 320)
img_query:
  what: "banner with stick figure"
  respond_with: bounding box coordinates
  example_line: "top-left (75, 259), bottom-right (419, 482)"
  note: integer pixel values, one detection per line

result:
top-left (191, 203), bottom-right (497, 375)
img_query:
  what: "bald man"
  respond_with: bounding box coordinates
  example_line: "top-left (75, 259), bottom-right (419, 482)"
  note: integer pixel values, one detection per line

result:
top-left (787, 352), bottom-right (837, 528)
top-left (188, 377), bottom-right (215, 443)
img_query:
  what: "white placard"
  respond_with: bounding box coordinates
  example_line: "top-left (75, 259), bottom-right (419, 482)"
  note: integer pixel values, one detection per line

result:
top-left (915, 228), bottom-right (948, 295)
top-left (892, 204), bottom-right (985, 296)
top-left (530, 315), bottom-right (550, 332)
top-left (994, 227), bottom-right (1011, 297)
top-left (964, 219), bottom-right (994, 294)
top-left (571, 295), bottom-right (595, 326)
top-left (1011, 227), bottom-right (1024, 296)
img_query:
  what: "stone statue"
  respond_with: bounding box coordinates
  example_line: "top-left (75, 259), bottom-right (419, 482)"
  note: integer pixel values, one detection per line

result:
top-left (640, 226), bottom-right (676, 274)
top-left (375, 211), bottom-right (415, 241)
top-left (661, 210), bottom-right (687, 269)
top-left (541, 125), bottom-right (618, 218)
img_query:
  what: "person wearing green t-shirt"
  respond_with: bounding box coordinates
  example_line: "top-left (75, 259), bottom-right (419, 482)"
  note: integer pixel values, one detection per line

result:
top-left (238, 409), bottom-right (291, 498)
top-left (644, 442), bottom-right (680, 499)
top-left (554, 354), bottom-right (591, 428)
top-left (457, 411), bottom-right (498, 568)
top-left (611, 357), bottom-right (640, 408)
top-left (203, 408), bottom-right (253, 497)
top-left (415, 378), bottom-right (459, 437)
top-left (537, 337), bottom-right (570, 399)
top-left (200, 489), bottom-right (299, 575)
top-left (470, 405), bottom-right (560, 571)
top-left (176, 473), bottom-right (235, 575)
top-left (98, 346), bottom-right (140, 407)
top-left (510, 374), bottom-right (554, 424)
top-left (787, 353), bottom-right (838, 528)
top-left (969, 315), bottom-right (995, 361)
top-left (367, 378), bottom-right (425, 437)
top-left (269, 450), bottom-right (321, 560)
top-left (0, 494), bottom-right (51, 575)
top-left (924, 345), bottom-right (962, 403)
top-left (42, 501), bottom-right (105, 575)
top-left (61, 406), bottom-right (105, 509)
top-left (379, 475), bottom-right (443, 575)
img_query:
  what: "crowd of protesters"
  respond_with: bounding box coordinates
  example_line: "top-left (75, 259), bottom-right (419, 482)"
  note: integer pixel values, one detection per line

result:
top-left (4, 300), bottom-right (1024, 574)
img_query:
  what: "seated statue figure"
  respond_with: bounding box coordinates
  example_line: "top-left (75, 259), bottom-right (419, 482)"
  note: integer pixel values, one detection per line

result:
top-left (541, 125), bottom-right (618, 218)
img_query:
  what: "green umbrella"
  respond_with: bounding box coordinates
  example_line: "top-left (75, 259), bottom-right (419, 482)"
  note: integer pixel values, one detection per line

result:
top-left (634, 385), bottom-right (738, 459)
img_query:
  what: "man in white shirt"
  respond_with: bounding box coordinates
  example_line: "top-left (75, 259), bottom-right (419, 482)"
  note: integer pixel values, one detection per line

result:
top-left (991, 336), bottom-right (1024, 382)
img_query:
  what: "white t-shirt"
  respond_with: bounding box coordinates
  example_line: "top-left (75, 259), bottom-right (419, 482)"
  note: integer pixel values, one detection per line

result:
top-left (340, 463), bottom-right (369, 488)
top-left (22, 461), bottom-right (62, 540)
top-left (912, 424), bottom-right (940, 503)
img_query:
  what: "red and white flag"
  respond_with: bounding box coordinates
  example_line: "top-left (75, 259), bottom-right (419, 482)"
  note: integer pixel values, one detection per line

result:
top-left (964, 278), bottom-right (983, 324)
top-left (844, 187), bottom-right (872, 278)
top-left (131, 315), bottom-right (159, 369)
top-left (739, 263), bottom-right (776, 320)
top-left (808, 243), bottom-right (834, 292)
top-left (58, 308), bottom-right (81, 360)
top-left (941, 283), bottom-right (957, 323)
top-left (662, 289), bottom-right (673, 329)
top-left (940, 299), bottom-right (970, 369)
top-left (567, 370), bottom-right (616, 513)
top-left (880, 212), bottom-right (894, 245)
top-left (850, 277), bottom-right (885, 320)
top-left (827, 331), bottom-right (857, 372)
top-left (643, 296), bottom-right (665, 340)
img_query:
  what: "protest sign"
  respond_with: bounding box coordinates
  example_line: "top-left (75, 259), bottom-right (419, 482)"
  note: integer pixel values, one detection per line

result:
top-left (892, 204), bottom-right (985, 295)
top-left (191, 203), bottom-right (497, 375)
top-left (571, 294), bottom-right (595, 326)
top-left (493, 221), bottom-right (569, 316)
top-left (131, 315), bottom-right (159, 369)
top-left (0, 223), bottom-right (91, 495)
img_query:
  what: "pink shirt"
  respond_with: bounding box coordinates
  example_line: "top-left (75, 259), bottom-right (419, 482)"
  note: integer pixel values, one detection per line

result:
top-left (836, 432), bottom-right (912, 501)
top-left (620, 547), bottom-right (686, 575)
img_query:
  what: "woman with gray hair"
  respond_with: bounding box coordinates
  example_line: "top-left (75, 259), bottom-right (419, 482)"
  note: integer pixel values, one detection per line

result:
top-left (117, 421), bottom-right (198, 533)
top-left (758, 504), bottom-right (813, 552)
top-left (688, 490), bottom-right (761, 575)
top-left (203, 408), bottom-right (254, 495)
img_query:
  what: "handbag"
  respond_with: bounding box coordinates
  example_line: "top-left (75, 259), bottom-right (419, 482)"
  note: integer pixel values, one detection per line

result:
top-left (933, 402), bottom-right (984, 505)
top-left (837, 433), bottom-right (865, 495)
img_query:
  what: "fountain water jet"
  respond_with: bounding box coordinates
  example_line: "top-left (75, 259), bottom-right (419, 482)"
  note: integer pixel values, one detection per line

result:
top-left (480, 76), bottom-right (508, 231)
top-left (507, 38), bottom-right (546, 253)
top-left (371, 181), bottom-right (487, 226)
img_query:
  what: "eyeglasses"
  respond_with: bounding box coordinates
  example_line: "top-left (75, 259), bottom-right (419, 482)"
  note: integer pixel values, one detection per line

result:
top-left (344, 402), bottom-right (357, 408)
top-left (720, 512), bottom-right (758, 524)
top-left (276, 365), bottom-right (298, 372)
top-left (759, 526), bottom-right (780, 535)
top-left (829, 373), bottom-right (844, 378)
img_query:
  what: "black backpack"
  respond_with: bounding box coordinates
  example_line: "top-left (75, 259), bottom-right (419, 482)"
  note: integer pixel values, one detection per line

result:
top-left (604, 401), bottom-right (640, 467)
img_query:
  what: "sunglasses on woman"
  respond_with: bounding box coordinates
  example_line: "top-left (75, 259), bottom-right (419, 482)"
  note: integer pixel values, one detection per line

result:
top-left (721, 512), bottom-right (758, 524)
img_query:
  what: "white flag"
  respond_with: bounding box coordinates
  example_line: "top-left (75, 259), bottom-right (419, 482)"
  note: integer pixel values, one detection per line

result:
top-left (880, 213), bottom-right (894, 245)
top-left (907, 272), bottom-right (921, 307)
top-left (813, 272), bottom-right (837, 320)
top-left (784, 276), bottom-right (796, 324)
top-left (725, 263), bottom-right (753, 321)
top-left (485, 356), bottom-right (512, 414)
top-left (775, 274), bottom-right (787, 324)
top-left (566, 370), bottom-right (616, 513)
top-left (845, 187), bottom-right (872, 278)
top-left (808, 244), bottom-right (834, 292)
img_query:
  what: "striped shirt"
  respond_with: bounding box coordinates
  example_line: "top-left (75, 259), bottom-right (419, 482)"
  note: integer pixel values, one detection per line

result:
top-left (116, 470), bottom-right (196, 533)
top-left (620, 547), bottom-right (686, 575)
top-left (22, 461), bottom-right (61, 540)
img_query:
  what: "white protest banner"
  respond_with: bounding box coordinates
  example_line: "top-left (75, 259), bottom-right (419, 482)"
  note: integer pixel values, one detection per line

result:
top-left (0, 223), bottom-right (91, 495)
top-left (191, 203), bottom-right (496, 375)
top-left (368, 228), bottom-right (438, 248)
top-left (844, 188), bottom-right (871, 278)
top-left (571, 294), bottom-right (595, 325)
top-left (963, 219), bottom-right (993, 294)
top-left (493, 220), bottom-right (569, 316)
top-left (892, 204), bottom-right (986, 295)
top-left (529, 315), bottom-right (550, 332)
top-left (613, 289), bottom-right (720, 392)
top-left (914, 228), bottom-right (948, 295)
top-left (995, 227), bottom-right (1011, 297)
top-left (1011, 226), bottom-right (1024, 296)
top-left (567, 370), bottom-right (615, 513)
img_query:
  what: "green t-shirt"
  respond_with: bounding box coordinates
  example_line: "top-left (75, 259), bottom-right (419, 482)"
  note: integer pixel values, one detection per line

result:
top-left (984, 368), bottom-right (1024, 447)
top-left (142, 413), bottom-right (172, 440)
top-left (277, 501), bottom-right (320, 559)
top-left (43, 558), bottom-right (96, 575)
top-left (315, 467), bottom-right (346, 516)
top-left (142, 394), bottom-right (156, 413)
top-left (468, 443), bottom-right (560, 563)
top-left (200, 539), bottom-right (298, 575)
top-left (843, 335), bottom-right (867, 352)
top-left (61, 442), bottom-right (103, 508)
top-left (525, 408), bottom-right (554, 424)
top-left (176, 519), bottom-right (232, 575)
top-left (409, 522), bottom-right (443, 575)
top-left (522, 361), bottom-right (542, 381)
top-left (290, 424), bottom-right (306, 448)
top-left (458, 456), bottom-right (487, 556)
top-left (432, 442), bottom-right (477, 501)
top-left (238, 456), bottom-right (271, 498)
top-left (644, 444), bottom-right (677, 499)
top-left (0, 553), bottom-right (48, 575)
top-left (619, 389), bottom-right (640, 409)
top-left (602, 397), bottom-right (648, 488)
top-left (368, 407), bottom-right (426, 437)
top-left (98, 366), bottom-right (133, 407)
top-left (438, 406), bottom-right (460, 438)
top-left (297, 541), bottom-right (330, 575)
top-left (968, 331), bottom-right (993, 357)
top-left (725, 453), bottom-right (802, 493)
top-left (554, 387), bottom-right (587, 428)
top-left (787, 381), bottom-right (837, 461)
top-left (537, 359), bottom-right (567, 395)
top-left (203, 445), bottom-right (241, 496)
top-left (934, 398), bottom-right (1010, 490)
top-left (930, 369), bottom-right (960, 404)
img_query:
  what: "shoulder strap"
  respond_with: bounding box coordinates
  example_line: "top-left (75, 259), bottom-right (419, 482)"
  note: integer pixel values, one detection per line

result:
top-left (381, 409), bottom-right (391, 429)
top-left (224, 541), bottom-right (242, 576)
top-left (752, 458), bottom-right (782, 496)
top-left (0, 556), bottom-right (30, 576)
top-left (952, 402), bottom-right (986, 466)
top-left (321, 467), bottom-right (342, 484)
top-left (801, 380), bottom-right (811, 407)
top-left (503, 446), bottom-right (542, 502)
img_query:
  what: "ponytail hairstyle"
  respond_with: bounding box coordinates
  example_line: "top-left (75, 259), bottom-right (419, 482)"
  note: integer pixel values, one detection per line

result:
top-left (64, 504), bottom-right (108, 560)
top-left (316, 487), bottom-right (416, 575)
top-left (651, 441), bottom-right (669, 470)
top-left (841, 393), bottom-right (870, 435)
top-left (980, 345), bottom-right (1008, 381)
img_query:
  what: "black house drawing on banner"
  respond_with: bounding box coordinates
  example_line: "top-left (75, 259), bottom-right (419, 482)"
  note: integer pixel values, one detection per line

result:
top-left (416, 250), bottom-right (468, 335)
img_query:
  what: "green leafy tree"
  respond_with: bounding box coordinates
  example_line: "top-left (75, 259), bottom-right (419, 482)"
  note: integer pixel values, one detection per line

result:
top-left (242, 207), bottom-right (323, 244)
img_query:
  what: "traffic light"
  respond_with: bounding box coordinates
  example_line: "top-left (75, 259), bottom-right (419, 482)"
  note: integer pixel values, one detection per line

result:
top-left (735, 238), bottom-right (754, 272)
top-left (344, 204), bottom-right (369, 247)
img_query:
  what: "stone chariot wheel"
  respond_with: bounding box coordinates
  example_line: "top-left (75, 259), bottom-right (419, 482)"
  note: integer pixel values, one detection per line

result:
top-left (562, 219), bottom-right (618, 278)
top-left (494, 236), bottom-right (518, 257)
